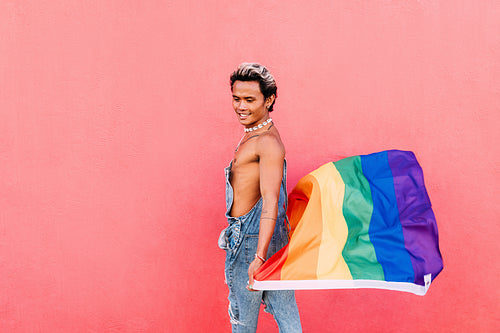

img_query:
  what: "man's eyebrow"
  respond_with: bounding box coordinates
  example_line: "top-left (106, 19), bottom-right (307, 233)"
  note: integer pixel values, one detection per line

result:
top-left (232, 95), bottom-right (256, 99)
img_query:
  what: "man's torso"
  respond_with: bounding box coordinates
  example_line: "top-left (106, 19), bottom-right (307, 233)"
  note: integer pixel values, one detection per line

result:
top-left (229, 128), bottom-right (284, 217)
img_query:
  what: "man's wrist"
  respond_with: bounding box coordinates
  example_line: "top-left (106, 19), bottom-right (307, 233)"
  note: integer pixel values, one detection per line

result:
top-left (254, 253), bottom-right (266, 263)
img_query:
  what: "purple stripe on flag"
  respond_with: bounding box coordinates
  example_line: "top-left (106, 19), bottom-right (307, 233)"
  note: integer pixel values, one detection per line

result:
top-left (387, 150), bottom-right (444, 285)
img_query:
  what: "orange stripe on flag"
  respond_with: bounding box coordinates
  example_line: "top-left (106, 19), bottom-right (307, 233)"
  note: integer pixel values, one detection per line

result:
top-left (282, 175), bottom-right (323, 280)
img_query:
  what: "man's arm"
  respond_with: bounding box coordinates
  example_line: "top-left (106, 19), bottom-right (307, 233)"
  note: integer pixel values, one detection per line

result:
top-left (247, 134), bottom-right (285, 290)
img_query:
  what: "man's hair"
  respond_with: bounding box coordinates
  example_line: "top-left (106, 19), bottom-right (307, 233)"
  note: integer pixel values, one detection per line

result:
top-left (230, 63), bottom-right (277, 112)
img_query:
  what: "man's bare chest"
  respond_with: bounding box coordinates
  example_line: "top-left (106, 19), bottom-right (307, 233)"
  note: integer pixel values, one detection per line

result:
top-left (232, 137), bottom-right (259, 166)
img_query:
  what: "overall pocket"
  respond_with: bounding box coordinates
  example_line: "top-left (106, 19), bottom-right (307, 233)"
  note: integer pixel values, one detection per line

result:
top-left (218, 227), bottom-right (229, 250)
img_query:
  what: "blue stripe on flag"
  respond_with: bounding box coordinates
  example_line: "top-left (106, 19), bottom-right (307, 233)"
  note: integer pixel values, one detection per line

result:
top-left (360, 151), bottom-right (415, 282)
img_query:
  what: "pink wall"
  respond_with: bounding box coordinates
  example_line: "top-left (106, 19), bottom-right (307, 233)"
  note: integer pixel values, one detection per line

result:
top-left (1, 1), bottom-right (499, 332)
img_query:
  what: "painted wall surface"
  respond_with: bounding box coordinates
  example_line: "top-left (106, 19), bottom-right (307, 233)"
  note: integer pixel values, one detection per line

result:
top-left (1, 1), bottom-right (499, 332)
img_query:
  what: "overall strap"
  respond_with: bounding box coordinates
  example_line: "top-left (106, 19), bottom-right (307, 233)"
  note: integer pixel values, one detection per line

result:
top-left (282, 159), bottom-right (291, 239)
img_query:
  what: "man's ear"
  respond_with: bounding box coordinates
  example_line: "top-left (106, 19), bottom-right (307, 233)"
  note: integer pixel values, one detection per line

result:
top-left (265, 95), bottom-right (275, 109)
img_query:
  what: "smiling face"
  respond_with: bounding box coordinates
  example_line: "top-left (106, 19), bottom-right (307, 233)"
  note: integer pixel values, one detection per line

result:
top-left (232, 80), bottom-right (274, 129)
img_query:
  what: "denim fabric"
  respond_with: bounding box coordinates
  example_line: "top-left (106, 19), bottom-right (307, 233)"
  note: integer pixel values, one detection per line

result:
top-left (220, 160), bottom-right (302, 333)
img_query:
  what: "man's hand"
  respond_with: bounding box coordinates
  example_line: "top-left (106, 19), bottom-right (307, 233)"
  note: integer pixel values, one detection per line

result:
top-left (247, 257), bottom-right (264, 291)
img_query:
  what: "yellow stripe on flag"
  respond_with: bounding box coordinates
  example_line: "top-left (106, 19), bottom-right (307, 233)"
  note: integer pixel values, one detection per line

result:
top-left (311, 163), bottom-right (352, 280)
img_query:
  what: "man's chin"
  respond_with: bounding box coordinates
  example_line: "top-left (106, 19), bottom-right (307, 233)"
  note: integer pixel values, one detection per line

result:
top-left (239, 119), bottom-right (252, 127)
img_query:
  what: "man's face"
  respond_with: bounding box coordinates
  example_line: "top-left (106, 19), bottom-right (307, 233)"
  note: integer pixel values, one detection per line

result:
top-left (232, 80), bottom-right (271, 128)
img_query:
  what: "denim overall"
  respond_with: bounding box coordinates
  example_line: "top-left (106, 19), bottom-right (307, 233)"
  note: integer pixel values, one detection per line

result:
top-left (219, 160), bottom-right (302, 333)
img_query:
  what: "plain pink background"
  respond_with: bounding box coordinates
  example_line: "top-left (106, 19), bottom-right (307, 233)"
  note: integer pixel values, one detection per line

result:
top-left (1, 1), bottom-right (499, 332)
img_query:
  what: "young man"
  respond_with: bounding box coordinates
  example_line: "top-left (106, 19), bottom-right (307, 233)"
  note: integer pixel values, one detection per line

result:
top-left (219, 63), bottom-right (302, 332)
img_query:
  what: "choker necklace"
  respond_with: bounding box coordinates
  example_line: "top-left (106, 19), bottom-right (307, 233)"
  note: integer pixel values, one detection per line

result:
top-left (245, 118), bottom-right (272, 132)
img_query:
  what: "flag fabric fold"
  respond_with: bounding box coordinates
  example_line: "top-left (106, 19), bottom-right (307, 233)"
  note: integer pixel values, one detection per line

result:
top-left (253, 150), bottom-right (443, 295)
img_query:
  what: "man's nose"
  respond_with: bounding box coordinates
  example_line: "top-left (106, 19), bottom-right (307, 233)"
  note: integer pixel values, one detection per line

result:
top-left (238, 101), bottom-right (248, 110)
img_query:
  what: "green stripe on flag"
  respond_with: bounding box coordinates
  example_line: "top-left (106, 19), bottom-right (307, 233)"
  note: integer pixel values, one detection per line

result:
top-left (334, 157), bottom-right (385, 280)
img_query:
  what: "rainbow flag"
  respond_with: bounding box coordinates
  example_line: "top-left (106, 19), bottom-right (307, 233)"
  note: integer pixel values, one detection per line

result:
top-left (253, 150), bottom-right (443, 295)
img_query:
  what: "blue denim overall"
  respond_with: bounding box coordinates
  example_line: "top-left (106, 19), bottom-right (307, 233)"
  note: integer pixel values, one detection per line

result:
top-left (219, 160), bottom-right (302, 333)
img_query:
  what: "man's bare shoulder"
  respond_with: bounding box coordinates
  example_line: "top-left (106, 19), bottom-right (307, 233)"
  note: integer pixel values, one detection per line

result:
top-left (255, 130), bottom-right (285, 158)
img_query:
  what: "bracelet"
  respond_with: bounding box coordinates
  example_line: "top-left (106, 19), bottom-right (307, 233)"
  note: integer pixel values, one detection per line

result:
top-left (254, 253), bottom-right (266, 263)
